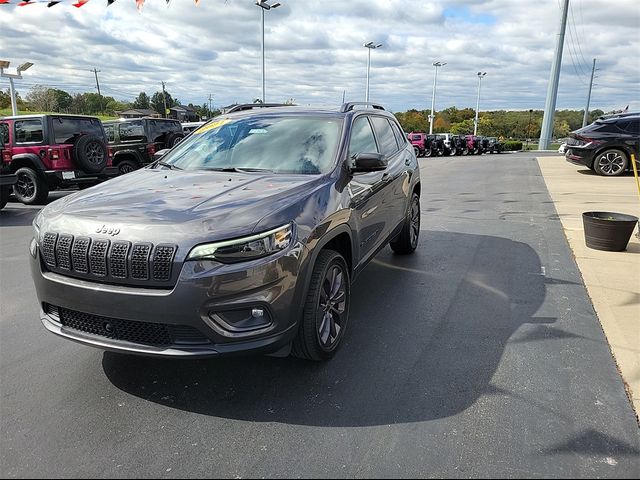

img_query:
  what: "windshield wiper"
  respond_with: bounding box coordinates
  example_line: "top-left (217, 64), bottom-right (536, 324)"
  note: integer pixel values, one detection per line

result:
top-left (201, 167), bottom-right (273, 173)
top-left (157, 161), bottom-right (183, 170)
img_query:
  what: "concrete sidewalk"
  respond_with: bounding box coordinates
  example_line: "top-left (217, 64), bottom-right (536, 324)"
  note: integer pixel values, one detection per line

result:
top-left (538, 156), bottom-right (640, 417)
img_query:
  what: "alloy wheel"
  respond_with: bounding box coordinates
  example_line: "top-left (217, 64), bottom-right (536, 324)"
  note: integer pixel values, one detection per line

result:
top-left (85, 142), bottom-right (105, 165)
top-left (317, 264), bottom-right (347, 349)
top-left (598, 151), bottom-right (625, 175)
top-left (15, 172), bottom-right (36, 201)
top-left (410, 196), bottom-right (420, 248)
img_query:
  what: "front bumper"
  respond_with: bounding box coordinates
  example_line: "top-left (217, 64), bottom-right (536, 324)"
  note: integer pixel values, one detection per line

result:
top-left (31, 243), bottom-right (308, 358)
top-left (0, 174), bottom-right (17, 187)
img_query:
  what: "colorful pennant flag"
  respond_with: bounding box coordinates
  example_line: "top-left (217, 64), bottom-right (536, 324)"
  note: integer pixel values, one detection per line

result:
top-left (136, 0), bottom-right (143, 11)
top-left (72, 0), bottom-right (89, 6)
top-left (47, 1), bottom-right (61, 6)
top-left (18, 1), bottom-right (35, 6)
top-left (0, 0), bottom-right (12, 4)
top-left (107, 0), bottom-right (116, 5)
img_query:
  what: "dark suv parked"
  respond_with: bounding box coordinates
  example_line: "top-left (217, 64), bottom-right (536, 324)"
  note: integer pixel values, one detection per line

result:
top-left (104, 118), bottom-right (184, 174)
top-left (0, 114), bottom-right (117, 204)
top-left (566, 113), bottom-right (640, 176)
top-left (30, 102), bottom-right (421, 361)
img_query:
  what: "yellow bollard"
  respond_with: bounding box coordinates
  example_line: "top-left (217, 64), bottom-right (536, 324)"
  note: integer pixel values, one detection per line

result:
top-left (632, 153), bottom-right (640, 201)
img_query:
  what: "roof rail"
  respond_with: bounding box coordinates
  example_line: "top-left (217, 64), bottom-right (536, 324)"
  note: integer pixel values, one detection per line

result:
top-left (340, 102), bottom-right (386, 113)
top-left (225, 103), bottom-right (292, 114)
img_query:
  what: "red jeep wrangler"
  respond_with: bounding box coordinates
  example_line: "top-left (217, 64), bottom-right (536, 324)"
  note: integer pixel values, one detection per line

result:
top-left (0, 114), bottom-right (117, 205)
top-left (407, 132), bottom-right (428, 157)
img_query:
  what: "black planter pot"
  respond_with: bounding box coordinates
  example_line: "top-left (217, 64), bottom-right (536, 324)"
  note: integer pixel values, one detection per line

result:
top-left (582, 212), bottom-right (639, 252)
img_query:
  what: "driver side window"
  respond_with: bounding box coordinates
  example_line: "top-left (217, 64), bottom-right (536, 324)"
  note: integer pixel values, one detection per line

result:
top-left (348, 117), bottom-right (378, 158)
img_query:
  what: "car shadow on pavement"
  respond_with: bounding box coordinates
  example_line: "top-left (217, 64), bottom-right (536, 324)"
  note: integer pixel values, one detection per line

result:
top-left (103, 230), bottom-right (577, 427)
top-left (0, 205), bottom-right (41, 227)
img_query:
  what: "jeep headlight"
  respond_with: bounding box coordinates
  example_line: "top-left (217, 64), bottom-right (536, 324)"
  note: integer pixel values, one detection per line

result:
top-left (186, 223), bottom-right (293, 264)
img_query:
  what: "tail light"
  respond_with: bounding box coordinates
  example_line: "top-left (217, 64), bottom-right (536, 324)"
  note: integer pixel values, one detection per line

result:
top-left (575, 135), bottom-right (604, 147)
top-left (147, 144), bottom-right (156, 156)
top-left (48, 148), bottom-right (60, 160)
top-left (2, 151), bottom-right (10, 163)
top-left (107, 147), bottom-right (114, 159)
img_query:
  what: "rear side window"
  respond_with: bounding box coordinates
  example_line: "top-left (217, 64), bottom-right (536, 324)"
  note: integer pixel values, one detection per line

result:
top-left (104, 124), bottom-right (115, 142)
top-left (0, 123), bottom-right (8, 145)
top-left (390, 121), bottom-right (407, 149)
top-left (411, 134), bottom-right (422, 141)
top-left (620, 119), bottom-right (640, 135)
top-left (15, 119), bottom-right (44, 144)
top-left (370, 116), bottom-right (399, 156)
top-left (52, 117), bottom-right (103, 144)
top-left (593, 122), bottom-right (621, 133)
top-left (118, 121), bottom-right (146, 142)
top-left (348, 117), bottom-right (378, 157)
top-left (149, 120), bottom-right (181, 142)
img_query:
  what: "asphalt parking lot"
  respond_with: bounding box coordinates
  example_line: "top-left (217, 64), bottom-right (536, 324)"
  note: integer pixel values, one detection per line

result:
top-left (1, 152), bottom-right (639, 478)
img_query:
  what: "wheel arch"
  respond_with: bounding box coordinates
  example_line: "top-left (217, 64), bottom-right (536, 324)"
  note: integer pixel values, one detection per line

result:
top-left (9, 153), bottom-right (45, 174)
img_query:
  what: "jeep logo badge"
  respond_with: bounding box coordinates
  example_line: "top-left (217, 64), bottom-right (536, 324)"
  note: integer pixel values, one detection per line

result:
top-left (96, 225), bottom-right (120, 236)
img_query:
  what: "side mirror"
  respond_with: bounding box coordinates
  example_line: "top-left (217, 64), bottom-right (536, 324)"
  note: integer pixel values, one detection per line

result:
top-left (153, 149), bottom-right (170, 161)
top-left (350, 152), bottom-right (387, 173)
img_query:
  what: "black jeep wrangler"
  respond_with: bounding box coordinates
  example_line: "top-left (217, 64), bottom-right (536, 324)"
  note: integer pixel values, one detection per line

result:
top-left (104, 118), bottom-right (185, 174)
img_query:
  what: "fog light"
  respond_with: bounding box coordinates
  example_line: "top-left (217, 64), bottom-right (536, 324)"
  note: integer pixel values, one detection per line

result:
top-left (29, 237), bottom-right (37, 258)
top-left (207, 307), bottom-right (273, 335)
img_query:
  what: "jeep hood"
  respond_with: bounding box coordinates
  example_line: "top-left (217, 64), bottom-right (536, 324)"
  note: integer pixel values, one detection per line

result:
top-left (40, 168), bottom-right (323, 243)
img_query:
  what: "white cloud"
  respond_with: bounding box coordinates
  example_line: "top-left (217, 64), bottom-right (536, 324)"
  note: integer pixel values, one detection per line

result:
top-left (0, 0), bottom-right (638, 112)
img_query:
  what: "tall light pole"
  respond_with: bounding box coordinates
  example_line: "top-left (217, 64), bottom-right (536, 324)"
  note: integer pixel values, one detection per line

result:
top-left (582, 58), bottom-right (597, 127)
top-left (256, 0), bottom-right (281, 104)
top-left (526, 108), bottom-right (533, 150)
top-left (539, 0), bottom-right (570, 150)
top-left (364, 42), bottom-right (383, 103)
top-left (429, 61), bottom-right (446, 134)
top-left (0, 60), bottom-right (33, 116)
top-left (474, 72), bottom-right (487, 136)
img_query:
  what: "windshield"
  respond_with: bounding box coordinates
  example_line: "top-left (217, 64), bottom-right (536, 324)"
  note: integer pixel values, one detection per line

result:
top-left (157, 115), bottom-right (342, 174)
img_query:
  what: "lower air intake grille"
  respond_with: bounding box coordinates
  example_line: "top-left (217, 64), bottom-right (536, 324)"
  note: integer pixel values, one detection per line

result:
top-left (51, 305), bottom-right (210, 347)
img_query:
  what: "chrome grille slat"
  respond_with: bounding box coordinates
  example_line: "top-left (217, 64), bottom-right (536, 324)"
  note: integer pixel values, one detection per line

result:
top-left (42, 233), bottom-right (58, 268)
top-left (56, 234), bottom-right (74, 270)
top-left (109, 241), bottom-right (131, 279)
top-left (152, 245), bottom-right (177, 281)
top-left (71, 237), bottom-right (91, 273)
top-left (131, 243), bottom-right (151, 280)
top-left (88, 239), bottom-right (110, 277)
top-left (41, 233), bottom-right (176, 286)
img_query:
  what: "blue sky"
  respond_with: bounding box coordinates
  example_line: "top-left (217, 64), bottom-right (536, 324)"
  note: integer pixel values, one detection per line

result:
top-left (0, 0), bottom-right (638, 113)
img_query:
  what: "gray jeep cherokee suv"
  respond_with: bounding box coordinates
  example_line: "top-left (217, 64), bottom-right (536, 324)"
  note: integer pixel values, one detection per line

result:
top-left (30, 102), bottom-right (421, 361)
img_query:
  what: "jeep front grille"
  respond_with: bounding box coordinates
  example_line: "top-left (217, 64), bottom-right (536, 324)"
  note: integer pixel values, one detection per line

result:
top-left (41, 232), bottom-right (177, 287)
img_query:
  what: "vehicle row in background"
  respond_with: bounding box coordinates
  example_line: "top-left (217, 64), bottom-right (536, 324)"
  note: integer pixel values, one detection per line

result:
top-left (407, 132), bottom-right (502, 157)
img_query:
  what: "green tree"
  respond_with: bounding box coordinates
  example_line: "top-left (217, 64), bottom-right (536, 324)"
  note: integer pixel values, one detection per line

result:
top-left (132, 92), bottom-right (150, 110)
top-left (450, 119), bottom-right (474, 135)
top-left (150, 91), bottom-right (176, 117)
top-left (51, 89), bottom-right (73, 112)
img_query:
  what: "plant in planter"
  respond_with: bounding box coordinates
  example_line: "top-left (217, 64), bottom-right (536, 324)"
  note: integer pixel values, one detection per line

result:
top-left (582, 212), bottom-right (639, 251)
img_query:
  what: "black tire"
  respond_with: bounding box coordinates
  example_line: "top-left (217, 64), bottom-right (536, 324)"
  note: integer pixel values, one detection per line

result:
top-left (0, 186), bottom-right (9, 210)
top-left (292, 250), bottom-right (350, 361)
top-left (413, 146), bottom-right (420, 157)
top-left (73, 134), bottom-right (108, 174)
top-left (425, 148), bottom-right (433, 158)
top-left (117, 159), bottom-right (139, 175)
top-left (165, 133), bottom-right (184, 148)
top-left (593, 149), bottom-right (628, 177)
top-left (13, 167), bottom-right (49, 205)
top-left (390, 192), bottom-right (420, 255)
top-left (461, 148), bottom-right (468, 156)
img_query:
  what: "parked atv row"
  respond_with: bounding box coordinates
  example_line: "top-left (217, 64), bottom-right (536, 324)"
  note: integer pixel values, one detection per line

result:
top-left (407, 132), bottom-right (503, 157)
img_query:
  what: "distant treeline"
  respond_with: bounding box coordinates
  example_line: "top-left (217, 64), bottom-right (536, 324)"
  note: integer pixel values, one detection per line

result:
top-left (394, 106), bottom-right (606, 140)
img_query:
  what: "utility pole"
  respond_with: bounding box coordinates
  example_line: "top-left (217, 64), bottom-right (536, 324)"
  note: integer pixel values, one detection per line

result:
top-left (161, 81), bottom-right (168, 118)
top-left (91, 68), bottom-right (103, 113)
top-left (0, 60), bottom-right (33, 116)
top-left (539, 0), bottom-right (570, 150)
top-left (208, 93), bottom-right (213, 117)
top-left (582, 58), bottom-right (597, 127)
top-left (526, 109), bottom-right (533, 150)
